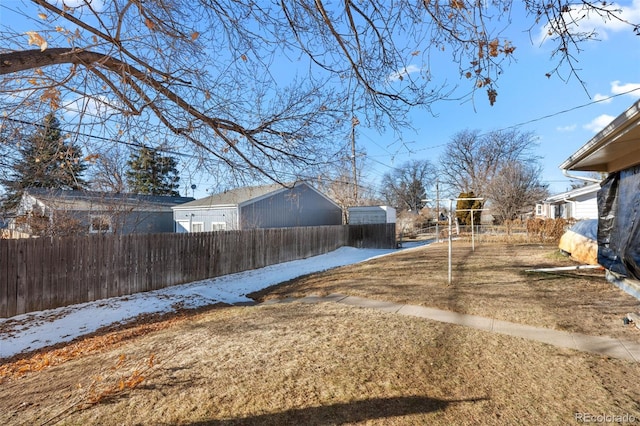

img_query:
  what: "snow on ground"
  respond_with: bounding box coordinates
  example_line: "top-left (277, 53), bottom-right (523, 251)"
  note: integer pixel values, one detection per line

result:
top-left (0, 242), bottom-right (429, 359)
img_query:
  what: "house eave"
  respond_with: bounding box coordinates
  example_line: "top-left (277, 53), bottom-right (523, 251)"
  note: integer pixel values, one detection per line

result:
top-left (560, 99), bottom-right (640, 173)
top-left (172, 204), bottom-right (237, 211)
top-left (543, 183), bottom-right (600, 203)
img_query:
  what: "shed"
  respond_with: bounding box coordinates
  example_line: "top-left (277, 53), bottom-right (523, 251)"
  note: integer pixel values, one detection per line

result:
top-left (560, 99), bottom-right (640, 297)
top-left (172, 182), bottom-right (343, 232)
top-left (13, 189), bottom-right (194, 235)
top-left (348, 206), bottom-right (396, 224)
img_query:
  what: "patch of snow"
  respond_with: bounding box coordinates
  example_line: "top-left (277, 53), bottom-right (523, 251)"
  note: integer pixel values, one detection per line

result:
top-left (0, 244), bottom-right (427, 359)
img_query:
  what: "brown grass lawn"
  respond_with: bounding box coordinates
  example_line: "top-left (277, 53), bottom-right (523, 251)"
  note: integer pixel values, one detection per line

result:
top-left (1, 241), bottom-right (639, 425)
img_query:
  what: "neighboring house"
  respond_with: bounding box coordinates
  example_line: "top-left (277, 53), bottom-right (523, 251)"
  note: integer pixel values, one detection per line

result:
top-left (172, 182), bottom-right (343, 232)
top-left (560, 99), bottom-right (640, 296)
top-left (347, 206), bottom-right (396, 224)
top-left (13, 188), bottom-right (194, 235)
top-left (535, 183), bottom-right (600, 220)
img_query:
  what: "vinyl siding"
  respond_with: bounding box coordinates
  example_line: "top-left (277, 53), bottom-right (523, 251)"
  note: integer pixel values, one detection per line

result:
top-left (173, 207), bottom-right (239, 231)
top-left (240, 184), bottom-right (342, 229)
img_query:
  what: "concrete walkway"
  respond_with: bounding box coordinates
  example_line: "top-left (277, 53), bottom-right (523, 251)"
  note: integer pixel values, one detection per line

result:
top-left (261, 294), bottom-right (640, 363)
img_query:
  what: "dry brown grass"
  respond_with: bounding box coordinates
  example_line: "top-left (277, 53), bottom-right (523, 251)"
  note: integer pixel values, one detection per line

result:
top-left (251, 240), bottom-right (639, 340)
top-left (1, 241), bottom-right (639, 425)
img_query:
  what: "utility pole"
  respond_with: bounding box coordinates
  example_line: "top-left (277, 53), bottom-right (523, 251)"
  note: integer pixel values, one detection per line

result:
top-left (351, 115), bottom-right (359, 203)
top-left (435, 179), bottom-right (440, 243)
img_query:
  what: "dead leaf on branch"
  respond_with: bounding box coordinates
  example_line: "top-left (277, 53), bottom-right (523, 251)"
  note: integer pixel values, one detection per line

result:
top-left (487, 88), bottom-right (497, 106)
top-left (25, 31), bottom-right (48, 52)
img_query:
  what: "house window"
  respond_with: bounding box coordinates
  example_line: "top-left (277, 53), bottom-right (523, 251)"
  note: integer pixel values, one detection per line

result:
top-left (191, 222), bottom-right (204, 232)
top-left (536, 204), bottom-right (543, 216)
top-left (90, 215), bottom-right (112, 233)
top-left (211, 222), bottom-right (227, 231)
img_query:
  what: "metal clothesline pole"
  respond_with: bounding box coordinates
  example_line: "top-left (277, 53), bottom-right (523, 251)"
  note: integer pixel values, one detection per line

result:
top-left (423, 197), bottom-right (484, 285)
top-left (448, 198), bottom-right (453, 284)
top-left (455, 207), bottom-right (489, 252)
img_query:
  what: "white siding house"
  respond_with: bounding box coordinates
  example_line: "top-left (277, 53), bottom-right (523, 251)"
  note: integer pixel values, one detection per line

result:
top-left (536, 183), bottom-right (599, 220)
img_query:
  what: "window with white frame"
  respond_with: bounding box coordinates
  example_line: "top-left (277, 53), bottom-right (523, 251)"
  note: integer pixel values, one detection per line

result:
top-left (191, 222), bottom-right (204, 232)
top-left (90, 215), bottom-right (112, 233)
top-left (536, 204), bottom-right (543, 216)
top-left (211, 222), bottom-right (227, 231)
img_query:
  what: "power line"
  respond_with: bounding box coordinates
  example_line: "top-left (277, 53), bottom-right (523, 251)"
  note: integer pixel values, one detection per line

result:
top-left (1, 116), bottom-right (197, 159)
top-left (495, 88), bottom-right (640, 131)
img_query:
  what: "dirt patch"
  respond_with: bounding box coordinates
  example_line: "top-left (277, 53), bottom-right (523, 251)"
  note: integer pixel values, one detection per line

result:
top-left (1, 241), bottom-right (639, 425)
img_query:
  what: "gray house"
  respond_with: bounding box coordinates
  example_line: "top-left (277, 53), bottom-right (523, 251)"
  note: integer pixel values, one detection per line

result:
top-left (13, 189), bottom-right (194, 235)
top-left (173, 182), bottom-right (343, 232)
top-left (560, 99), bottom-right (640, 296)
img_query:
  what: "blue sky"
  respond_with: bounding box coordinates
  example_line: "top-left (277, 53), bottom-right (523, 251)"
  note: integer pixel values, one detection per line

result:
top-left (2, 1), bottom-right (639, 199)
top-left (356, 1), bottom-right (640, 196)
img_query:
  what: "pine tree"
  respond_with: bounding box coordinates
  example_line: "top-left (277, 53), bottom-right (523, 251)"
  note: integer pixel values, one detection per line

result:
top-left (126, 147), bottom-right (180, 196)
top-left (1, 113), bottom-right (87, 210)
top-left (455, 192), bottom-right (483, 226)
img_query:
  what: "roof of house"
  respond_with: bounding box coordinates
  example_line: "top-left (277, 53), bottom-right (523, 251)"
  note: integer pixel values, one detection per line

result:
top-left (543, 183), bottom-right (600, 203)
top-left (24, 189), bottom-right (194, 212)
top-left (560, 99), bottom-right (640, 173)
top-left (173, 182), bottom-right (338, 210)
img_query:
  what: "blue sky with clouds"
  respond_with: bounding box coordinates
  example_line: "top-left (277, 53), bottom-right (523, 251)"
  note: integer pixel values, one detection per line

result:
top-left (2, 1), bottom-right (639, 198)
top-left (359, 1), bottom-right (640, 196)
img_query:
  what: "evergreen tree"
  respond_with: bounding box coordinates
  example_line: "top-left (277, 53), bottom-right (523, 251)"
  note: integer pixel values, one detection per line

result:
top-left (126, 147), bottom-right (180, 196)
top-left (456, 192), bottom-right (483, 226)
top-left (1, 113), bottom-right (87, 210)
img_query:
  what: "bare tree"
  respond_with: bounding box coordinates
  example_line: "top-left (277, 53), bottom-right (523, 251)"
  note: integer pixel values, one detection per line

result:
top-left (89, 146), bottom-right (129, 193)
top-left (380, 160), bottom-right (436, 212)
top-left (316, 155), bottom-right (380, 222)
top-left (439, 128), bottom-right (538, 198)
top-left (485, 160), bottom-right (549, 226)
top-left (1, 1), bottom-right (637, 184)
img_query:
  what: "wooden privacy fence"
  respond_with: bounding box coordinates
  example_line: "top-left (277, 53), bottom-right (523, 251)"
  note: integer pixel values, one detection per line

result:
top-left (0, 224), bottom-right (395, 318)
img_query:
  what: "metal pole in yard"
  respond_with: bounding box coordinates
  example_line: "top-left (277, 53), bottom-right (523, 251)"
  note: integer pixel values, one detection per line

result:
top-left (471, 208), bottom-right (475, 252)
top-left (425, 197), bottom-right (482, 285)
top-left (435, 180), bottom-right (440, 243)
top-left (448, 198), bottom-right (453, 284)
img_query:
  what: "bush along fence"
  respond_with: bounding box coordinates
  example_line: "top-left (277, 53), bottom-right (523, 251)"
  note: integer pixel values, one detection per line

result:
top-left (0, 224), bottom-right (395, 318)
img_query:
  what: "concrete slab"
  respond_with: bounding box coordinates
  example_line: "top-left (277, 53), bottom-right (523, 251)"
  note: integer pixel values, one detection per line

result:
top-left (491, 320), bottom-right (576, 347)
top-left (338, 295), bottom-right (404, 313)
top-left (258, 293), bottom-right (640, 362)
top-left (619, 340), bottom-right (640, 362)
top-left (569, 334), bottom-right (638, 362)
top-left (397, 305), bottom-right (494, 332)
top-left (322, 294), bottom-right (350, 303)
top-left (297, 295), bottom-right (330, 304)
